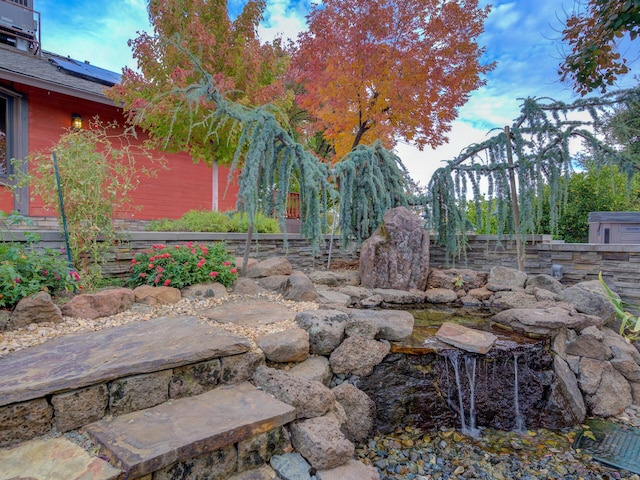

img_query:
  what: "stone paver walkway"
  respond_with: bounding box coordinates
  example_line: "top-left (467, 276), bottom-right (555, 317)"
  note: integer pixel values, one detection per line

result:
top-left (0, 437), bottom-right (121, 480)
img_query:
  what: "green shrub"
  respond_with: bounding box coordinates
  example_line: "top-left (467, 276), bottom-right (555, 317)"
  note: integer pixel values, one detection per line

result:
top-left (179, 210), bottom-right (232, 232)
top-left (128, 241), bottom-right (238, 289)
top-left (229, 212), bottom-right (280, 233)
top-left (146, 210), bottom-right (280, 234)
top-left (0, 240), bottom-right (78, 308)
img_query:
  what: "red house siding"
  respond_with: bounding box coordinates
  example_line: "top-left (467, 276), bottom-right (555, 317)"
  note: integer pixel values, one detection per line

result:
top-left (0, 188), bottom-right (12, 212)
top-left (1, 84), bottom-right (239, 221)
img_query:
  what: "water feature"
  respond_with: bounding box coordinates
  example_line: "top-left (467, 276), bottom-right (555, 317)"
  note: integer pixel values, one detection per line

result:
top-left (356, 307), bottom-right (570, 436)
top-left (513, 352), bottom-right (525, 432)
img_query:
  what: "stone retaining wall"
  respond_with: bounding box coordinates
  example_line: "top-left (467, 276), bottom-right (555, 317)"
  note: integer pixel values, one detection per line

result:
top-left (0, 350), bottom-right (261, 448)
top-left (5, 230), bottom-right (640, 304)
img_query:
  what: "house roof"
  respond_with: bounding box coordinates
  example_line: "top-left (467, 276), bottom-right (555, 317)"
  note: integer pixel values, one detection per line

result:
top-left (0, 44), bottom-right (121, 106)
top-left (588, 212), bottom-right (640, 224)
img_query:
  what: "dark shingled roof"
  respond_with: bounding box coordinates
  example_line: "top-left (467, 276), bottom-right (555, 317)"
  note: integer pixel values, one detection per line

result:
top-left (0, 44), bottom-right (120, 105)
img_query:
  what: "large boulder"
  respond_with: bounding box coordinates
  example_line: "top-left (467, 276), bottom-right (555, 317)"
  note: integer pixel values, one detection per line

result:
top-left (424, 288), bottom-right (458, 304)
top-left (295, 310), bottom-right (349, 356)
top-left (246, 257), bottom-right (292, 278)
top-left (561, 283), bottom-right (617, 325)
top-left (331, 383), bottom-right (376, 443)
top-left (316, 289), bottom-right (352, 307)
top-left (543, 356), bottom-right (586, 427)
top-left (133, 285), bottom-right (181, 305)
top-left (372, 288), bottom-right (426, 305)
top-left (60, 288), bottom-right (135, 319)
top-left (308, 270), bottom-right (360, 287)
top-left (491, 306), bottom-right (605, 336)
top-left (8, 291), bottom-right (63, 330)
top-left (252, 366), bottom-right (335, 420)
top-left (348, 309), bottom-right (414, 342)
top-left (586, 361), bottom-right (633, 417)
top-left (486, 266), bottom-right (527, 292)
top-left (359, 207), bottom-right (429, 290)
top-left (289, 356), bottom-right (332, 386)
top-left (289, 416), bottom-right (354, 470)
top-left (256, 328), bottom-right (310, 363)
top-left (565, 327), bottom-right (613, 361)
top-left (526, 274), bottom-right (565, 295)
top-left (427, 268), bottom-right (487, 291)
top-left (231, 277), bottom-right (266, 295)
top-left (280, 272), bottom-right (319, 302)
top-left (491, 290), bottom-right (538, 310)
top-left (329, 336), bottom-right (390, 376)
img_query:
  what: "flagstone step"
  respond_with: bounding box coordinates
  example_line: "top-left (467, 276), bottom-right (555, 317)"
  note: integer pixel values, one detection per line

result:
top-left (0, 315), bottom-right (251, 407)
top-left (0, 437), bottom-right (121, 480)
top-left (84, 382), bottom-right (296, 479)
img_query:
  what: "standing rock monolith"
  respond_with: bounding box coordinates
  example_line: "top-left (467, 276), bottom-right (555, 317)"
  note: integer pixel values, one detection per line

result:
top-left (359, 207), bottom-right (429, 290)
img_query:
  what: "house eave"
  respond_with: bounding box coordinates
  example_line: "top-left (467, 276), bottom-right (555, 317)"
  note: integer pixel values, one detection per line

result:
top-left (0, 68), bottom-right (116, 106)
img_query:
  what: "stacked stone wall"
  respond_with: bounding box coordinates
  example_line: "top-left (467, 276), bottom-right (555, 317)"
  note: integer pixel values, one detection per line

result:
top-left (5, 230), bottom-right (640, 305)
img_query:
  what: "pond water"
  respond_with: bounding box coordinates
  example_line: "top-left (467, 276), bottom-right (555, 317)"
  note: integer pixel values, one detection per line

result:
top-left (393, 307), bottom-right (540, 354)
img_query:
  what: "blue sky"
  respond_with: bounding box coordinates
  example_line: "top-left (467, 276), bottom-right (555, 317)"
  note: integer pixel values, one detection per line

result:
top-left (36, 0), bottom-right (639, 184)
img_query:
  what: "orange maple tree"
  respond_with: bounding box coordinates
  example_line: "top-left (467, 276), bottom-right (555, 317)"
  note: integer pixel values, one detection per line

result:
top-left (108, 0), bottom-right (290, 164)
top-left (291, 0), bottom-right (494, 159)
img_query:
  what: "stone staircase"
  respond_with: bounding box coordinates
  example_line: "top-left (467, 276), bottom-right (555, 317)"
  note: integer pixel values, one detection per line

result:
top-left (0, 315), bottom-right (295, 479)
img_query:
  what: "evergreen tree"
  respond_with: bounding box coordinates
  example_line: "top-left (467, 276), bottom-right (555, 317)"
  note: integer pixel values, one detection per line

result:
top-left (426, 87), bottom-right (640, 264)
top-left (132, 47), bottom-right (410, 268)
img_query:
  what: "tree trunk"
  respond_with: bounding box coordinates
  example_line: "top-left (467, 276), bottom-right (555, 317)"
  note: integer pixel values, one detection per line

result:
top-left (504, 126), bottom-right (524, 272)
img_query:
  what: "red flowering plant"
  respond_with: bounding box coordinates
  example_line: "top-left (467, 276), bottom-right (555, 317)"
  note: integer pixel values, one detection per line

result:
top-left (128, 241), bottom-right (238, 289)
top-left (0, 237), bottom-right (79, 308)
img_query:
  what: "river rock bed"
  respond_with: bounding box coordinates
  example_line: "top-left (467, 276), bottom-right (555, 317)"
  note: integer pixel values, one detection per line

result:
top-left (356, 411), bottom-right (640, 480)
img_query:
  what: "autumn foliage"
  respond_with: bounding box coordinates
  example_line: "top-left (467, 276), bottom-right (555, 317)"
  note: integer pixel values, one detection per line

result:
top-left (110, 0), bottom-right (493, 165)
top-left (292, 0), bottom-right (493, 159)
top-left (108, 0), bottom-right (290, 164)
top-left (560, 0), bottom-right (640, 95)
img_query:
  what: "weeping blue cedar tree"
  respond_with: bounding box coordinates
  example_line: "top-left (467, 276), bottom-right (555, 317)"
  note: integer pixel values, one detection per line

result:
top-left (129, 44), bottom-right (411, 264)
top-left (426, 87), bottom-right (640, 264)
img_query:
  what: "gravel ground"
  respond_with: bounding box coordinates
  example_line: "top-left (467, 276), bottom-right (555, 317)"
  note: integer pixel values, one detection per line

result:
top-left (0, 292), bottom-right (318, 359)
top-left (357, 416), bottom-right (640, 480)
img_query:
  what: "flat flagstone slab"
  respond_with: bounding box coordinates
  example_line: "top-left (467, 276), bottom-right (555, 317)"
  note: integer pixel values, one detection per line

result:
top-left (85, 382), bottom-right (296, 479)
top-left (0, 436), bottom-right (121, 480)
top-left (435, 322), bottom-right (497, 354)
top-left (202, 300), bottom-right (296, 326)
top-left (0, 316), bottom-right (250, 407)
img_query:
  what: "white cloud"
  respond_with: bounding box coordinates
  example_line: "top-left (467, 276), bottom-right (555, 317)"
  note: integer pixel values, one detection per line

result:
top-left (38, 0), bottom-right (150, 72)
top-left (396, 122), bottom-right (493, 186)
top-left (258, 0), bottom-right (308, 42)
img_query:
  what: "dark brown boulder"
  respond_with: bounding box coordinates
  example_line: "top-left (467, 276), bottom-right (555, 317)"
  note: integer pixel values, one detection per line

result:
top-left (8, 291), bottom-right (63, 330)
top-left (359, 207), bottom-right (429, 290)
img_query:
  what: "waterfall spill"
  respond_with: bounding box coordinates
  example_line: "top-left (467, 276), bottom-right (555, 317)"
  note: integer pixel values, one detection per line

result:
top-left (513, 352), bottom-right (525, 432)
top-left (449, 352), bottom-right (481, 438)
top-left (446, 350), bottom-right (529, 437)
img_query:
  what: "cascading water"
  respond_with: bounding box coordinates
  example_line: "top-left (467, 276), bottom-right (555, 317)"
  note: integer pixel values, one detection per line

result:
top-left (357, 308), bottom-right (567, 434)
top-left (447, 351), bottom-right (481, 437)
top-left (439, 348), bottom-right (535, 437)
top-left (513, 352), bottom-right (525, 432)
